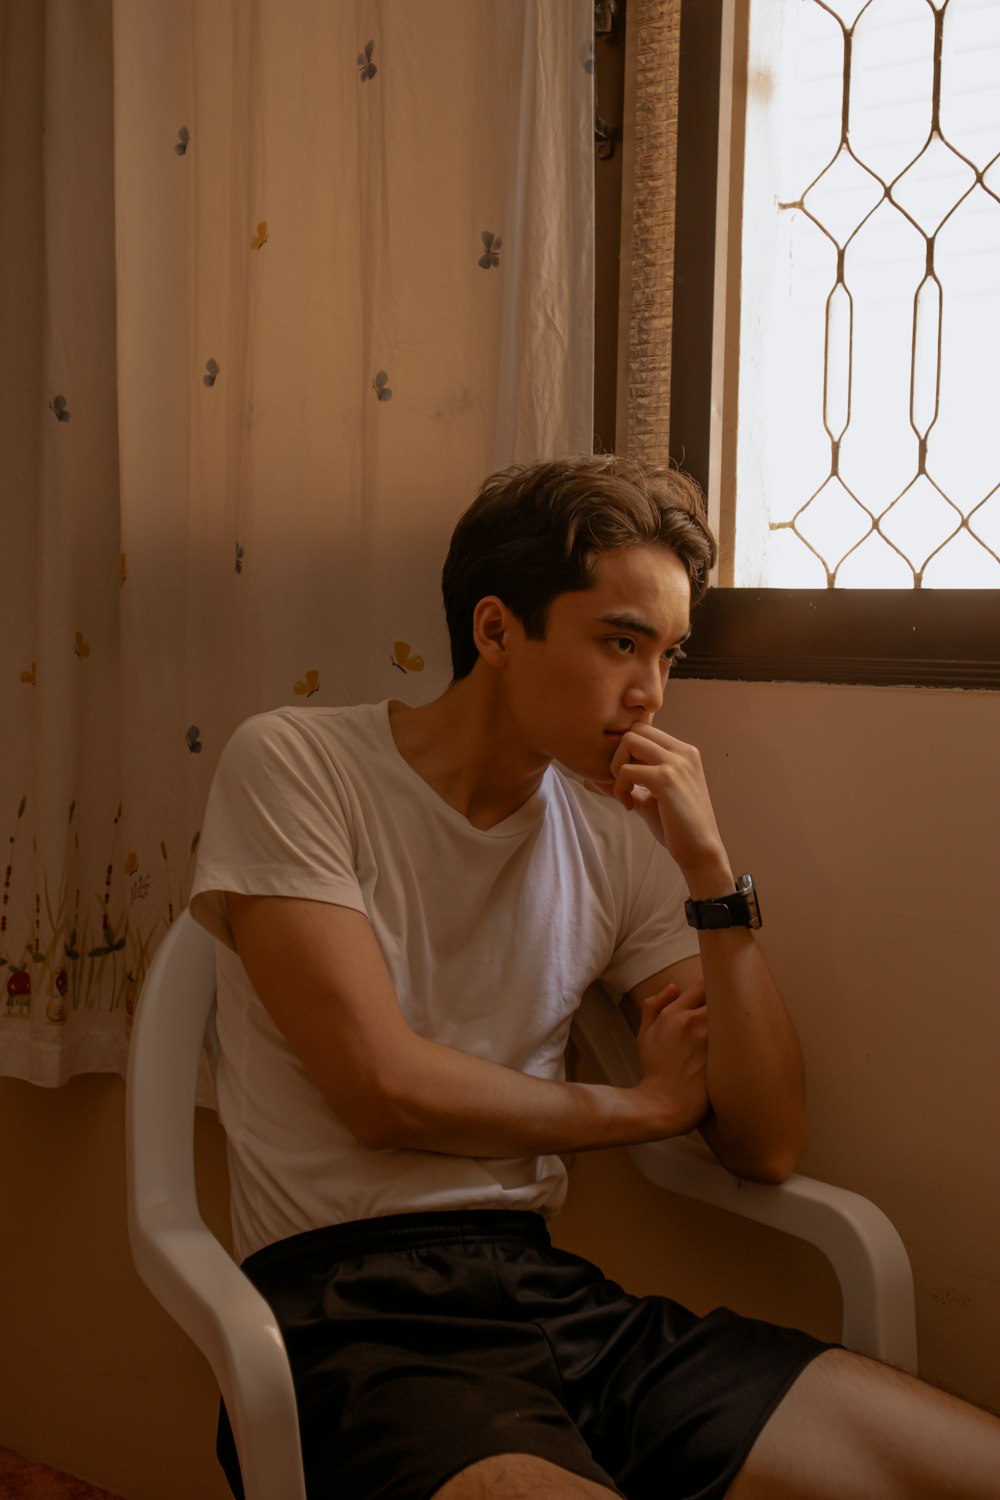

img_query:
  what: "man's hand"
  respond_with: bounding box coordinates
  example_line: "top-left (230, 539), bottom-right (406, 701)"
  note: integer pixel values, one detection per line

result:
top-left (633, 977), bottom-right (709, 1138)
top-left (595, 723), bottom-right (730, 884)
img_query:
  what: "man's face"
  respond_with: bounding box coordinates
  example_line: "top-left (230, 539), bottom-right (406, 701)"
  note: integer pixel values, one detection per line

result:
top-left (501, 544), bottom-right (692, 784)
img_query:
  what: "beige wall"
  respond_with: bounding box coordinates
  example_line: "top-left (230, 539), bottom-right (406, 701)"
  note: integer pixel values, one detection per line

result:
top-left (1, 677), bottom-right (997, 1497)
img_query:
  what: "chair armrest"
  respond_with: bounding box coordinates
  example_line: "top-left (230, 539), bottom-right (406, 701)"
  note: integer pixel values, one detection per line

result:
top-left (129, 1206), bottom-right (307, 1500)
top-left (571, 985), bottom-right (918, 1373)
top-left (627, 1136), bottom-right (918, 1373)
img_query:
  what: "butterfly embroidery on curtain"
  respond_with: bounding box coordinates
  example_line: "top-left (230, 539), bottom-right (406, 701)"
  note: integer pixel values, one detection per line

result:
top-left (478, 231), bottom-right (502, 269)
top-left (357, 39), bottom-right (377, 81)
top-left (391, 642), bottom-right (425, 673)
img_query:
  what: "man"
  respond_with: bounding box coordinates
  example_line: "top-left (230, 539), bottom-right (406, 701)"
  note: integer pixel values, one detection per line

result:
top-left (190, 455), bottom-right (1000, 1499)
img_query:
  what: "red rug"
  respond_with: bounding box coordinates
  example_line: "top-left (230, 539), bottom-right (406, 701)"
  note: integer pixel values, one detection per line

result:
top-left (0, 1447), bottom-right (125, 1499)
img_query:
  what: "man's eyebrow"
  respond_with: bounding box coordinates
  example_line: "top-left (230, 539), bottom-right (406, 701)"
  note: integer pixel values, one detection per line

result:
top-left (597, 612), bottom-right (692, 645)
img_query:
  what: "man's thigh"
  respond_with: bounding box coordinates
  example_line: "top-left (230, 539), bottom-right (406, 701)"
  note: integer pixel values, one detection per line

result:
top-left (729, 1347), bottom-right (1000, 1500)
top-left (434, 1455), bottom-right (619, 1499)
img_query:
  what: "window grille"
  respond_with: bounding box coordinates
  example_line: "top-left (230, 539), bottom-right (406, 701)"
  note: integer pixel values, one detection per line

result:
top-left (737, 0), bottom-right (1000, 589)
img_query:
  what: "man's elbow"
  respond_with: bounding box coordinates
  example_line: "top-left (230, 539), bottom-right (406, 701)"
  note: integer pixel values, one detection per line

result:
top-left (741, 1125), bottom-right (808, 1185)
top-left (743, 1152), bottom-right (798, 1186)
top-left (339, 1077), bottom-right (423, 1152)
top-left (349, 1108), bottom-right (398, 1152)
top-left (710, 1120), bottom-right (807, 1185)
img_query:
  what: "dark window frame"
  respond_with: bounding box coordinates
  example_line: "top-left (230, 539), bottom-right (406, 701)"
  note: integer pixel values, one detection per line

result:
top-left (665, 0), bottom-right (1000, 691)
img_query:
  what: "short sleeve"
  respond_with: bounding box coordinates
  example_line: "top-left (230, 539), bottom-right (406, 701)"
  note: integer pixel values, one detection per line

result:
top-left (600, 831), bottom-right (699, 999)
top-left (189, 711), bottom-right (368, 950)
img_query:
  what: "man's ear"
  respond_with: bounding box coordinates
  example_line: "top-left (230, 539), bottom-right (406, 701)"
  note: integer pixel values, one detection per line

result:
top-left (472, 596), bottom-right (515, 669)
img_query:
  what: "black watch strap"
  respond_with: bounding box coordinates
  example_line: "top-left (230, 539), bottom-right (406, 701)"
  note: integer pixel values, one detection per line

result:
top-left (684, 873), bottom-right (762, 931)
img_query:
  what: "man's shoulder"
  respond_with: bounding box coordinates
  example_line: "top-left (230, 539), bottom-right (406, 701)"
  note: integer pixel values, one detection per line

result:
top-left (210, 703), bottom-right (393, 810)
top-left (224, 701), bottom-right (385, 758)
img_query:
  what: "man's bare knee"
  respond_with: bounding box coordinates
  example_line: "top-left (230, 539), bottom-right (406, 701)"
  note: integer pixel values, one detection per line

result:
top-left (432, 1453), bottom-right (614, 1499)
top-left (729, 1347), bottom-right (1000, 1499)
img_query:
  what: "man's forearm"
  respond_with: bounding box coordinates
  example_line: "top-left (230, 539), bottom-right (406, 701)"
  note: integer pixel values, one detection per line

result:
top-left (696, 926), bottom-right (807, 1182)
top-left (322, 1026), bottom-right (697, 1158)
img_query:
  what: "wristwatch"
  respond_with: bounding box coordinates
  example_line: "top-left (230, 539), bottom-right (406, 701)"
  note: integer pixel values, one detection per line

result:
top-left (684, 873), bottom-right (762, 931)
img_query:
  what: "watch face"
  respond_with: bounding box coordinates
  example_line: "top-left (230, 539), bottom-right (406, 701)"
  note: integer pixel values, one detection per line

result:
top-left (736, 873), bottom-right (762, 929)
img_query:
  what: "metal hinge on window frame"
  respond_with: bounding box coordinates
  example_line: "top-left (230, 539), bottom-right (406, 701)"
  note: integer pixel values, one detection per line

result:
top-left (595, 1), bottom-right (619, 35)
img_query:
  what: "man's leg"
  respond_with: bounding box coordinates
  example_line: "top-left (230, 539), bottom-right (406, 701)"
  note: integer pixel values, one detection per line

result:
top-left (431, 1352), bottom-right (1000, 1500)
top-left (434, 1454), bottom-right (617, 1499)
top-left (730, 1348), bottom-right (1000, 1499)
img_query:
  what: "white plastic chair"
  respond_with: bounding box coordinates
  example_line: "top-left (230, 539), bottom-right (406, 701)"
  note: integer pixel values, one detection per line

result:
top-left (126, 910), bottom-right (918, 1500)
top-left (126, 911), bottom-right (308, 1500)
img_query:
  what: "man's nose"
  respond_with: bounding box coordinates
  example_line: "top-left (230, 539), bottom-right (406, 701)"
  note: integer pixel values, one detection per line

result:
top-left (624, 662), bottom-right (664, 717)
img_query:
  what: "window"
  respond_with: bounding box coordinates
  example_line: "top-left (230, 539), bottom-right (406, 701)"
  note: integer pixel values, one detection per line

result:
top-left (666, 0), bottom-right (1000, 687)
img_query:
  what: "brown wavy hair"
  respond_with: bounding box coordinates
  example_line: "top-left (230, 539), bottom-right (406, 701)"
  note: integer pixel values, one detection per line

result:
top-left (442, 454), bottom-right (716, 680)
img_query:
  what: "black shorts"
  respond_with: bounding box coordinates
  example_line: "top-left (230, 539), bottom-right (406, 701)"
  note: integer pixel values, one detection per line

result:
top-left (218, 1209), bottom-right (833, 1500)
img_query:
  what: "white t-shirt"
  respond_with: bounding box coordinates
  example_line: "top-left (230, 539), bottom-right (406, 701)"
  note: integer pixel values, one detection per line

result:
top-left (190, 702), bottom-right (698, 1260)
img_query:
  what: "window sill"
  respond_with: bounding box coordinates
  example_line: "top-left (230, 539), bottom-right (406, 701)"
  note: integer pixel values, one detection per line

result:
top-left (673, 590), bottom-right (1000, 690)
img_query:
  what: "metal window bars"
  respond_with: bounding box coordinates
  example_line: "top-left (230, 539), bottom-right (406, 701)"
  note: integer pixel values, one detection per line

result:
top-left (767, 0), bottom-right (1000, 588)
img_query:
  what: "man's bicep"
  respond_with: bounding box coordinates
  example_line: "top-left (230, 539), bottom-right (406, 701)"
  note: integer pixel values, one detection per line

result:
top-left (226, 892), bottom-right (413, 1128)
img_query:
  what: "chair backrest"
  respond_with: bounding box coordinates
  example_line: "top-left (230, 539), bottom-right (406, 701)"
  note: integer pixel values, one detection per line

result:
top-left (126, 910), bottom-right (218, 1232)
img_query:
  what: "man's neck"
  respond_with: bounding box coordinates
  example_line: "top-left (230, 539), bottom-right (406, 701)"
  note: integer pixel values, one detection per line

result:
top-left (387, 675), bottom-right (548, 831)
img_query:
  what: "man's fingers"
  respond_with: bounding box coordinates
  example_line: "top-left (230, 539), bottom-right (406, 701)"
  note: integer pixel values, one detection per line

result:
top-left (638, 983), bottom-right (679, 1033)
top-left (673, 978), bottom-right (706, 1010)
top-left (638, 980), bottom-right (706, 1035)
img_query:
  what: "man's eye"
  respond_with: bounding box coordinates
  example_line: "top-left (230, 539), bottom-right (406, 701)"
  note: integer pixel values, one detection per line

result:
top-left (610, 637), bottom-right (635, 653)
top-left (664, 645), bottom-right (688, 664)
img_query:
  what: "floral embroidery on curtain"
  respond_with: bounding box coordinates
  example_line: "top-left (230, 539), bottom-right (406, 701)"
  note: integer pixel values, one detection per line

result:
top-left (0, 0), bottom-right (594, 1085)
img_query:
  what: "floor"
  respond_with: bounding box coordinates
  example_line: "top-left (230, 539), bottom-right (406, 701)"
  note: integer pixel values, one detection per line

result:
top-left (0, 1447), bottom-right (126, 1500)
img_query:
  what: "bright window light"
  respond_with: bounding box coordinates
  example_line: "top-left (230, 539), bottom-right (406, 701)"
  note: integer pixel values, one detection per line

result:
top-left (737, 0), bottom-right (1000, 588)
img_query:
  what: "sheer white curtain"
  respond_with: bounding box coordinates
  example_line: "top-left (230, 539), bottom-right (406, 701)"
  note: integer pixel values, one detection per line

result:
top-left (0, 0), bottom-right (594, 1084)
